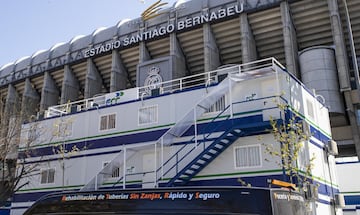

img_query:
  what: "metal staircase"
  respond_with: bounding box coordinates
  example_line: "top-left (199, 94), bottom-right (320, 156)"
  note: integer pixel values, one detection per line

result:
top-left (166, 125), bottom-right (243, 186)
top-left (155, 61), bottom-right (279, 187)
top-left (80, 58), bottom-right (280, 191)
top-left (80, 72), bottom-right (232, 191)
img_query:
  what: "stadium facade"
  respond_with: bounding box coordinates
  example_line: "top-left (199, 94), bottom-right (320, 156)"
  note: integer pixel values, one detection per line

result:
top-left (0, 0), bottom-right (360, 214)
top-left (1, 0), bottom-right (360, 157)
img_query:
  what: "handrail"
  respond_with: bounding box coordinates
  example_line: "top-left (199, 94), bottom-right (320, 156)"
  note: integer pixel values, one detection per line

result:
top-left (79, 58), bottom-right (288, 190)
top-left (137, 70), bottom-right (219, 98)
top-left (155, 95), bottom-right (284, 185)
top-left (156, 104), bottom-right (231, 180)
top-left (160, 114), bottom-right (232, 179)
top-left (110, 170), bottom-right (155, 188)
top-left (43, 58), bottom-right (283, 119)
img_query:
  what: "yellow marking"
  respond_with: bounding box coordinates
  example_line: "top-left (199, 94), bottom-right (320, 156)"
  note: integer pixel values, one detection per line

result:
top-left (141, 0), bottom-right (168, 21)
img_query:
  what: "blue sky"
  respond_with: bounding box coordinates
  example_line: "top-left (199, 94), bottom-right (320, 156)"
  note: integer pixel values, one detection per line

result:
top-left (0, 0), bottom-right (177, 68)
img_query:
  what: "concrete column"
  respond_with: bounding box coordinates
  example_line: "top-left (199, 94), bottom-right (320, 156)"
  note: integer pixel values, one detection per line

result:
top-left (170, 32), bottom-right (187, 79)
top-left (280, 1), bottom-right (299, 77)
top-left (344, 91), bottom-right (360, 159)
top-left (5, 84), bottom-right (19, 117)
top-left (327, 0), bottom-right (351, 89)
top-left (110, 50), bottom-right (128, 92)
top-left (1, 85), bottom-right (18, 138)
top-left (138, 22), bottom-right (151, 63)
top-left (327, 0), bottom-right (360, 158)
top-left (84, 59), bottom-right (103, 98)
top-left (137, 27), bottom-right (151, 88)
top-left (240, 13), bottom-right (258, 64)
top-left (203, 23), bottom-right (221, 72)
top-left (3, 85), bottom-right (20, 157)
top-left (61, 65), bottom-right (79, 104)
top-left (139, 41), bottom-right (151, 63)
top-left (40, 72), bottom-right (59, 112)
top-left (22, 78), bottom-right (40, 119)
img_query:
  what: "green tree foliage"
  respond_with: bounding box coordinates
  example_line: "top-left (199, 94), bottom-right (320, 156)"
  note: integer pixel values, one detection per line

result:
top-left (262, 105), bottom-right (315, 190)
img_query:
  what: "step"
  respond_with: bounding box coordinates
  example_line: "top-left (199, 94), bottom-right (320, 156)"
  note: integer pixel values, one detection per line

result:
top-left (184, 169), bottom-right (196, 174)
top-left (220, 139), bottom-right (230, 144)
top-left (196, 160), bottom-right (207, 165)
top-left (182, 173), bottom-right (193, 178)
top-left (189, 167), bottom-right (199, 171)
top-left (230, 130), bottom-right (242, 136)
top-left (233, 128), bottom-right (242, 132)
top-left (167, 125), bottom-right (244, 187)
top-left (202, 153), bottom-right (212, 158)
top-left (226, 133), bottom-right (236, 137)
top-left (205, 151), bottom-right (218, 156)
top-left (199, 157), bottom-right (211, 162)
top-left (208, 148), bottom-right (221, 153)
top-left (216, 140), bottom-right (227, 145)
top-left (191, 163), bottom-right (204, 168)
top-left (224, 135), bottom-right (237, 141)
top-left (214, 144), bottom-right (226, 150)
top-left (177, 177), bottom-right (186, 181)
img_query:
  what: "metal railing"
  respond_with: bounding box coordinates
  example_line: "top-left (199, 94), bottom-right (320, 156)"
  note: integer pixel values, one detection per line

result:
top-left (155, 104), bottom-right (232, 182)
top-left (154, 96), bottom-right (284, 185)
top-left (45, 95), bottom-right (107, 118)
top-left (44, 58), bottom-right (284, 119)
top-left (79, 58), bottom-right (286, 190)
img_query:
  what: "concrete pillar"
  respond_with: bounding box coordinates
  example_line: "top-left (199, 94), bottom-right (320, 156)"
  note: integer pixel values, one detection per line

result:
top-left (40, 72), bottom-right (59, 112)
top-left (280, 1), bottom-right (299, 77)
top-left (203, 23), bottom-right (221, 72)
top-left (84, 59), bottom-right (103, 98)
top-left (1, 85), bottom-right (18, 139)
top-left (138, 22), bottom-right (151, 64)
top-left (5, 84), bottom-right (19, 117)
top-left (240, 13), bottom-right (258, 64)
top-left (22, 78), bottom-right (40, 119)
top-left (327, 0), bottom-right (351, 89)
top-left (110, 50), bottom-right (128, 92)
top-left (137, 27), bottom-right (151, 88)
top-left (170, 32), bottom-right (187, 79)
top-left (203, 0), bottom-right (220, 72)
top-left (61, 65), bottom-right (79, 104)
top-left (139, 41), bottom-right (151, 63)
top-left (3, 85), bottom-right (20, 158)
top-left (327, 0), bottom-right (360, 158)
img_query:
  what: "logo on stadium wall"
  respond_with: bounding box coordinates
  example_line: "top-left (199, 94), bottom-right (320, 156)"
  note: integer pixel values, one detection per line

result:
top-left (144, 66), bottom-right (163, 94)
